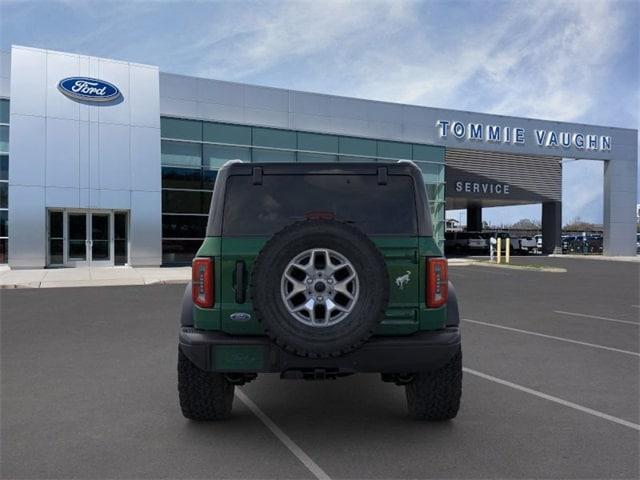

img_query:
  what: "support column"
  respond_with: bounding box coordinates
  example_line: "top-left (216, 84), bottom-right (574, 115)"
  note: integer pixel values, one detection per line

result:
top-left (466, 205), bottom-right (482, 232)
top-left (542, 201), bottom-right (562, 254)
top-left (603, 155), bottom-right (637, 256)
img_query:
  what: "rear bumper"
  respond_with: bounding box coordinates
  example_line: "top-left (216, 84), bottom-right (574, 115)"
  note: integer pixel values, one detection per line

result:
top-left (179, 327), bottom-right (461, 374)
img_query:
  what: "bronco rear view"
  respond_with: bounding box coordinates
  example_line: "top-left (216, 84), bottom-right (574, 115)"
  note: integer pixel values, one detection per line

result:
top-left (178, 160), bottom-right (462, 420)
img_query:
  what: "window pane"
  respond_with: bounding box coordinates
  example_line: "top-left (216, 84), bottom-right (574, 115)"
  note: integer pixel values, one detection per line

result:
top-left (162, 239), bottom-right (202, 264)
top-left (252, 148), bottom-right (296, 163)
top-left (203, 144), bottom-right (250, 168)
top-left (297, 132), bottom-right (338, 153)
top-left (68, 214), bottom-right (86, 240)
top-left (0, 99), bottom-right (9, 124)
top-left (0, 238), bottom-right (8, 263)
top-left (0, 155), bottom-right (7, 180)
top-left (339, 137), bottom-right (376, 156)
top-left (202, 191), bottom-right (212, 213)
top-left (161, 117), bottom-right (201, 141)
top-left (202, 169), bottom-right (218, 190)
top-left (161, 141), bottom-right (201, 167)
top-left (49, 211), bottom-right (63, 238)
top-left (49, 239), bottom-right (63, 265)
top-left (115, 240), bottom-right (127, 265)
top-left (162, 190), bottom-right (209, 214)
top-left (252, 127), bottom-right (296, 149)
top-left (297, 152), bottom-right (338, 163)
top-left (203, 122), bottom-right (251, 145)
top-left (0, 210), bottom-right (7, 237)
top-left (415, 161), bottom-right (443, 184)
top-left (377, 140), bottom-right (411, 159)
top-left (413, 144), bottom-right (444, 163)
top-left (0, 126), bottom-right (8, 154)
top-left (162, 166), bottom-right (202, 189)
top-left (223, 174), bottom-right (417, 235)
top-left (0, 182), bottom-right (7, 208)
top-left (162, 214), bottom-right (207, 238)
top-left (68, 241), bottom-right (86, 260)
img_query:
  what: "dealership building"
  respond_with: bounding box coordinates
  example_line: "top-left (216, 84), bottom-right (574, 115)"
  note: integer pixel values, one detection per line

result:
top-left (0, 45), bottom-right (637, 268)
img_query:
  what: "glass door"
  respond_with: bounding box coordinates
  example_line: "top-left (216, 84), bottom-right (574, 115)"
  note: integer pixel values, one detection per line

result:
top-left (66, 212), bottom-right (89, 266)
top-left (90, 213), bottom-right (112, 266)
top-left (55, 210), bottom-right (124, 267)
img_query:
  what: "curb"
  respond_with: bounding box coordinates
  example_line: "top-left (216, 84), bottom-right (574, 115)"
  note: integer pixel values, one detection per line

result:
top-left (0, 279), bottom-right (190, 289)
top-left (470, 262), bottom-right (566, 273)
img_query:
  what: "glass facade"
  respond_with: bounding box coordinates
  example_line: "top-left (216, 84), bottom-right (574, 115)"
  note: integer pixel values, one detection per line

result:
top-left (160, 117), bottom-right (446, 264)
top-left (0, 99), bottom-right (8, 263)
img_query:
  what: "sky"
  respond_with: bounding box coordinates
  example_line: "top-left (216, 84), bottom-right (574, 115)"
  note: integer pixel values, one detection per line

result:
top-left (1, 0), bottom-right (638, 226)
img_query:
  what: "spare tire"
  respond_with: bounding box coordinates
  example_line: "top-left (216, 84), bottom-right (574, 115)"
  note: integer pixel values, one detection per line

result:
top-left (251, 220), bottom-right (389, 358)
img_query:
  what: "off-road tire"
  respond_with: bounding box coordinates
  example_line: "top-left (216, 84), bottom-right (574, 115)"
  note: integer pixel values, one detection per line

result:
top-left (178, 348), bottom-right (234, 420)
top-left (251, 219), bottom-right (389, 358)
top-left (405, 347), bottom-right (462, 420)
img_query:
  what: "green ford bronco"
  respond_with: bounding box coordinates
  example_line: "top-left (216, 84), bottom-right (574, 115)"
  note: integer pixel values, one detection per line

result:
top-left (178, 160), bottom-right (462, 420)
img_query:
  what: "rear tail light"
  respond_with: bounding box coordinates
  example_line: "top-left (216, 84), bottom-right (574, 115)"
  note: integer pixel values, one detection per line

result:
top-left (192, 257), bottom-right (214, 308)
top-left (426, 257), bottom-right (448, 308)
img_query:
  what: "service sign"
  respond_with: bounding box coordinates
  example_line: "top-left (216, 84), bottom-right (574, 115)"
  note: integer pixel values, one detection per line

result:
top-left (58, 77), bottom-right (121, 102)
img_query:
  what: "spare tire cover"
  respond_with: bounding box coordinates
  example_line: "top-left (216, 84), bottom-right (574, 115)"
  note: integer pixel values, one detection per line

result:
top-left (251, 219), bottom-right (389, 358)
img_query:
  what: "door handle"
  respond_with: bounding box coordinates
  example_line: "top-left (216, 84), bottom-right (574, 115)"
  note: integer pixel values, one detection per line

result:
top-left (234, 261), bottom-right (247, 304)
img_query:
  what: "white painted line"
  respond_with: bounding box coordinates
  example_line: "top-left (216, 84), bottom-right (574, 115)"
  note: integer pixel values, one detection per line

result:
top-left (462, 318), bottom-right (640, 357)
top-left (554, 310), bottom-right (639, 326)
top-left (235, 389), bottom-right (331, 480)
top-left (464, 367), bottom-right (640, 431)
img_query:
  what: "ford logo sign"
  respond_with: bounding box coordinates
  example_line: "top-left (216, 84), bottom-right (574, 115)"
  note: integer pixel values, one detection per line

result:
top-left (57, 77), bottom-right (121, 102)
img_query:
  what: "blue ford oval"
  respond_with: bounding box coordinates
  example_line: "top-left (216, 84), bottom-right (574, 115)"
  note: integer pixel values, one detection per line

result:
top-left (58, 77), bottom-right (121, 102)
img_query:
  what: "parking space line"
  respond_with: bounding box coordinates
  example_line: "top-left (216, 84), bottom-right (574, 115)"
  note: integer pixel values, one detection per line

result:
top-left (235, 389), bottom-right (331, 480)
top-left (464, 368), bottom-right (640, 431)
top-left (462, 318), bottom-right (640, 357)
top-left (554, 310), bottom-right (639, 326)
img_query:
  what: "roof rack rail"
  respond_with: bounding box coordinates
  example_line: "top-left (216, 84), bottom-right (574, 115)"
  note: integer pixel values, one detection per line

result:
top-left (221, 159), bottom-right (245, 168)
top-left (397, 159), bottom-right (418, 168)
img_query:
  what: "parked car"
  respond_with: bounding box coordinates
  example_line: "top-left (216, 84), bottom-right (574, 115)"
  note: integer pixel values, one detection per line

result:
top-left (445, 231), bottom-right (487, 254)
top-left (178, 160), bottom-right (462, 421)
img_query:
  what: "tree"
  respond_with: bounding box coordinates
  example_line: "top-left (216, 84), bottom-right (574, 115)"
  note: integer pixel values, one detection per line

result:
top-left (563, 216), bottom-right (602, 232)
top-left (509, 218), bottom-right (540, 230)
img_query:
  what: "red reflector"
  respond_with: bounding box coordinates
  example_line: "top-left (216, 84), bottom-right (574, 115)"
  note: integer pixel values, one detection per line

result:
top-left (426, 257), bottom-right (448, 308)
top-left (192, 257), bottom-right (214, 308)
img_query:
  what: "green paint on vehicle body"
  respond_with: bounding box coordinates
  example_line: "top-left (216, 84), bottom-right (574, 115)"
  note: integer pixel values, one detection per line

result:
top-left (193, 234), bottom-right (447, 335)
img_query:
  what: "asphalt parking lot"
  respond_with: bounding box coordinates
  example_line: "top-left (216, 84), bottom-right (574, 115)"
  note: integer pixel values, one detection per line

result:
top-left (2, 257), bottom-right (639, 479)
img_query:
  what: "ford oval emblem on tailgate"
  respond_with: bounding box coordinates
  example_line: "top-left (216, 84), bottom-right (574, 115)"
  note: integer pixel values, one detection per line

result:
top-left (230, 312), bottom-right (251, 322)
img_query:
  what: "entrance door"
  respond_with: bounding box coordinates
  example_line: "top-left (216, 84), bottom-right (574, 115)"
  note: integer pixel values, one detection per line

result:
top-left (66, 212), bottom-right (89, 266)
top-left (49, 210), bottom-right (129, 267)
top-left (90, 213), bottom-right (112, 266)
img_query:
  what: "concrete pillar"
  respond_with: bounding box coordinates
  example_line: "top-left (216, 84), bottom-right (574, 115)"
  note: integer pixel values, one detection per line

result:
top-left (603, 154), bottom-right (637, 256)
top-left (542, 201), bottom-right (562, 254)
top-left (467, 205), bottom-right (482, 232)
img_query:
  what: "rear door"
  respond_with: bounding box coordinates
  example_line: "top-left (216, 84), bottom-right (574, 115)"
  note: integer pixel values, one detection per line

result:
top-left (217, 171), bottom-right (422, 335)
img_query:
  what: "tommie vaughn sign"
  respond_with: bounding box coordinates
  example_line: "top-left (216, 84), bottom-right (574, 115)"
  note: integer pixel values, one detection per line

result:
top-left (58, 77), bottom-right (121, 102)
top-left (436, 120), bottom-right (612, 152)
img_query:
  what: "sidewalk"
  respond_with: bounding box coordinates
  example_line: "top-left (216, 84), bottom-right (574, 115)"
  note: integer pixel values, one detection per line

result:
top-left (0, 266), bottom-right (191, 289)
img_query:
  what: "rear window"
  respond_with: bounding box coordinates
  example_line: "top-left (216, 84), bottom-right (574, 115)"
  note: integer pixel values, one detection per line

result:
top-left (222, 174), bottom-right (418, 235)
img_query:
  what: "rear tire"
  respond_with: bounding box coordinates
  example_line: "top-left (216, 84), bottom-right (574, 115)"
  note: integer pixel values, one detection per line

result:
top-left (178, 348), bottom-right (235, 420)
top-left (405, 348), bottom-right (462, 420)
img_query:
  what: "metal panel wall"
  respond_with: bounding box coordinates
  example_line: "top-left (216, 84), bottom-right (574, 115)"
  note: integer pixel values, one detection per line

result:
top-left (8, 46), bottom-right (161, 267)
top-left (445, 148), bottom-right (562, 203)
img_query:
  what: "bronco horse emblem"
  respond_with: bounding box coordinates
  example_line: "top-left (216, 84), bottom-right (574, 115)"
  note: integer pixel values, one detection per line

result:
top-left (395, 271), bottom-right (411, 290)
